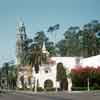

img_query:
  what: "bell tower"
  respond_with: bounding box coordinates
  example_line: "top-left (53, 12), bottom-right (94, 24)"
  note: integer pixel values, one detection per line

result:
top-left (42, 42), bottom-right (49, 64)
top-left (16, 19), bottom-right (27, 65)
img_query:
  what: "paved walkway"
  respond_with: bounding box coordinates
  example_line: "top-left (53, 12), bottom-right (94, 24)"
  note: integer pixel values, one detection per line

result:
top-left (1, 90), bottom-right (100, 100)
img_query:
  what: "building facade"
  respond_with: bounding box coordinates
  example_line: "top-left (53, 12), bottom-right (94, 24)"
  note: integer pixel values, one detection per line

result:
top-left (16, 20), bottom-right (32, 88)
top-left (16, 20), bottom-right (79, 91)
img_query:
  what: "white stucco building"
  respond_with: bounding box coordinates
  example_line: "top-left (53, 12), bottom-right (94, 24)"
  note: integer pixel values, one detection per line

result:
top-left (31, 54), bottom-right (100, 90)
top-left (81, 55), bottom-right (100, 68)
top-left (17, 54), bottom-right (100, 90)
top-left (32, 56), bottom-right (79, 91)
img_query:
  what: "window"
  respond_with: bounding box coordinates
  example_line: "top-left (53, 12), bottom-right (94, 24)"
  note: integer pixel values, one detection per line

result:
top-left (44, 67), bottom-right (51, 73)
top-left (45, 70), bottom-right (48, 73)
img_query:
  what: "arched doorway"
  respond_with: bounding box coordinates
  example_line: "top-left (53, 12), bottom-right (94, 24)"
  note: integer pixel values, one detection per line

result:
top-left (56, 62), bottom-right (68, 90)
top-left (60, 78), bottom-right (68, 90)
top-left (20, 76), bottom-right (24, 88)
top-left (44, 79), bottom-right (53, 90)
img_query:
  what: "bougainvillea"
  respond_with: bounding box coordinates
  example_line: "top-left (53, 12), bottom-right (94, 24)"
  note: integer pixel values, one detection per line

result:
top-left (71, 66), bottom-right (100, 89)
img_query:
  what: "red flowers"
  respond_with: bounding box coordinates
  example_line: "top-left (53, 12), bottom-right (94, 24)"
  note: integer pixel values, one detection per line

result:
top-left (71, 66), bottom-right (100, 74)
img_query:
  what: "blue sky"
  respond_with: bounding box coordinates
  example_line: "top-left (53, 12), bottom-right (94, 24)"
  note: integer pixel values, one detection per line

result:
top-left (0, 0), bottom-right (100, 66)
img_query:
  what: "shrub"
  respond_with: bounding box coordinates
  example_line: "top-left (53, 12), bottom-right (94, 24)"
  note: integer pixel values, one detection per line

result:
top-left (32, 87), bottom-right (44, 92)
top-left (45, 88), bottom-right (56, 91)
top-left (72, 87), bottom-right (87, 91)
top-left (71, 66), bottom-right (100, 89)
top-left (91, 83), bottom-right (100, 90)
top-left (37, 87), bottom-right (44, 91)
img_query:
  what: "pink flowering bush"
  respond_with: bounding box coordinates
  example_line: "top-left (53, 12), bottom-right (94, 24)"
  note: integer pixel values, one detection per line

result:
top-left (71, 66), bottom-right (100, 90)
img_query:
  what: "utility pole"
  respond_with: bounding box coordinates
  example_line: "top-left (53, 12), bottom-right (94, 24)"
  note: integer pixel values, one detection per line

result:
top-left (87, 77), bottom-right (90, 91)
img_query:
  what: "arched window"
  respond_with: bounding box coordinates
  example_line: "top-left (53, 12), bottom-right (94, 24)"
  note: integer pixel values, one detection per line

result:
top-left (44, 79), bottom-right (53, 89)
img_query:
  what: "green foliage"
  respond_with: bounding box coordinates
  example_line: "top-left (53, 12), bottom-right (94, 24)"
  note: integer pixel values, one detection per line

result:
top-left (45, 88), bottom-right (56, 91)
top-left (46, 42), bottom-right (56, 56)
top-left (32, 87), bottom-right (44, 92)
top-left (56, 63), bottom-right (66, 81)
top-left (21, 30), bottom-right (56, 73)
top-left (1, 62), bottom-right (17, 89)
top-left (72, 87), bottom-right (87, 91)
top-left (56, 63), bottom-right (67, 90)
top-left (56, 39), bottom-right (68, 56)
top-left (34, 31), bottom-right (48, 47)
top-left (71, 67), bottom-right (100, 89)
top-left (57, 20), bottom-right (100, 57)
top-left (34, 31), bottom-right (56, 56)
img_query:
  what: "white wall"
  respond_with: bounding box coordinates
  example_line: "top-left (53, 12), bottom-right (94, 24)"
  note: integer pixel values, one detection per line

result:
top-left (32, 64), bottom-right (57, 88)
top-left (32, 57), bottom-right (77, 89)
top-left (80, 55), bottom-right (100, 68)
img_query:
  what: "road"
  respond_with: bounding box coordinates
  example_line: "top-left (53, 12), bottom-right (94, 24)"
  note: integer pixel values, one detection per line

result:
top-left (0, 91), bottom-right (100, 100)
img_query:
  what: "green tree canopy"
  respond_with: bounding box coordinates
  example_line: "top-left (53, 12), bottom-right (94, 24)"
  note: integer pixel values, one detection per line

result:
top-left (56, 63), bottom-right (66, 81)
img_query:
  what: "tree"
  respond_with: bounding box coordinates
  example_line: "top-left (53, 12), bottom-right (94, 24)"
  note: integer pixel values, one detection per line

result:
top-left (2, 62), bottom-right (9, 88)
top-left (47, 24), bottom-right (60, 56)
top-left (81, 20), bottom-right (100, 57)
top-left (62, 26), bottom-right (80, 56)
top-left (21, 38), bottom-right (33, 65)
top-left (71, 67), bottom-right (100, 90)
top-left (56, 63), bottom-right (67, 90)
top-left (21, 30), bottom-right (56, 69)
top-left (58, 20), bottom-right (100, 57)
top-left (56, 39), bottom-right (68, 56)
top-left (46, 41), bottom-right (56, 56)
top-left (8, 64), bottom-right (17, 89)
top-left (34, 31), bottom-right (48, 48)
top-left (34, 31), bottom-right (56, 56)
top-left (47, 24), bottom-right (60, 36)
top-left (20, 31), bottom-right (47, 74)
top-left (1, 62), bottom-right (17, 89)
